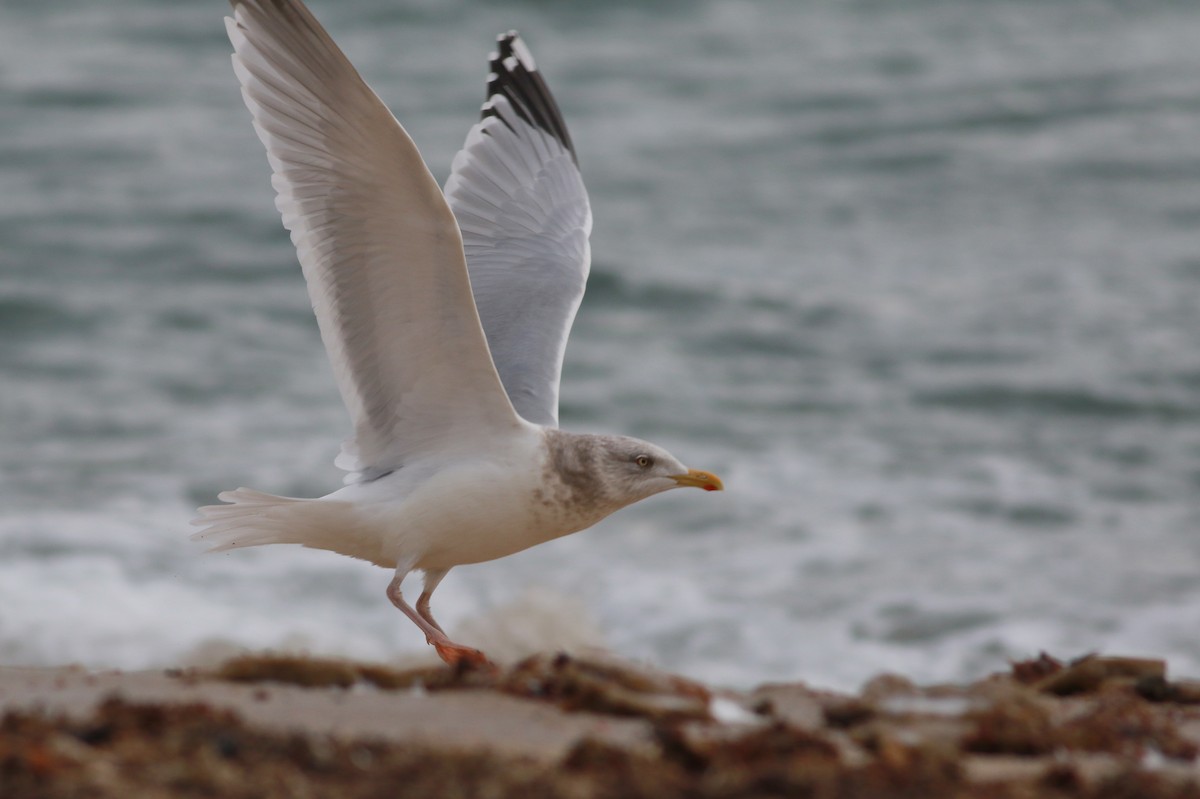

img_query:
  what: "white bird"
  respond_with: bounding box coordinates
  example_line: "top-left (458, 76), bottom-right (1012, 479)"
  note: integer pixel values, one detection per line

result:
top-left (192, 0), bottom-right (723, 666)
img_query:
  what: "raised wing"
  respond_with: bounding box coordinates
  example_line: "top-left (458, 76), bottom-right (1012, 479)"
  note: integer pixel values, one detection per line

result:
top-left (444, 33), bottom-right (592, 428)
top-left (226, 0), bottom-right (520, 474)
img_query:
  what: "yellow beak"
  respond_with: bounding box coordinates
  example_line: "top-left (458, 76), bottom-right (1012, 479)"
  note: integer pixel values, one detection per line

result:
top-left (670, 468), bottom-right (724, 492)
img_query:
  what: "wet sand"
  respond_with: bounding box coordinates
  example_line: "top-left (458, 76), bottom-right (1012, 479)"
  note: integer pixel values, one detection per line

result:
top-left (3, 651), bottom-right (1200, 798)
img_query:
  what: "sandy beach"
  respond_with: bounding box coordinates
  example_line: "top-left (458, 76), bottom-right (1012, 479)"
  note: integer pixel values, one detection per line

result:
top-left (3, 651), bottom-right (1200, 797)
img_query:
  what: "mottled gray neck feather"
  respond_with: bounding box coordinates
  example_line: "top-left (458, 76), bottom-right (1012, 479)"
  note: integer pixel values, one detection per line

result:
top-left (542, 429), bottom-right (621, 512)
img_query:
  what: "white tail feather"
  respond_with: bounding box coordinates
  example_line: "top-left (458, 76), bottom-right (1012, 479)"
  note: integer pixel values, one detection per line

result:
top-left (191, 488), bottom-right (357, 555)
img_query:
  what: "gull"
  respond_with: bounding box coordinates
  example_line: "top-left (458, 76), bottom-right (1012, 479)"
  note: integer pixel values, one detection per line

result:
top-left (192, 0), bottom-right (724, 666)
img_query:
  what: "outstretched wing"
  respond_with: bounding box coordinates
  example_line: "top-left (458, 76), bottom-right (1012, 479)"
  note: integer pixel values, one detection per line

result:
top-left (226, 0), bottom-right (520, 474)
top-left (444, 33), bottom-right (592, 428)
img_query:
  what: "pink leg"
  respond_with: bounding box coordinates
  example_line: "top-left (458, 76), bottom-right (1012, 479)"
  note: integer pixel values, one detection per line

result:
top-left (386, 571), bottom-right (487, 667)
top-left (416, 569), bottom-right (448, 634)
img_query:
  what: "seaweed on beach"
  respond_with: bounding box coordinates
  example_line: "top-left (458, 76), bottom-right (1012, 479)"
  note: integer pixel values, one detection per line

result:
top-left (6, 652), bottom-right (1200, 799)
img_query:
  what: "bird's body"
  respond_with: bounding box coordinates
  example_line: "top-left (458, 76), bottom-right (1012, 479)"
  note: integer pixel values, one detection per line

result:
top-left (211, 427), bottom-right (546, 571)
top-left (213, 427), bottom-right (636, 572)
top-left (194, 0), bottom-right (722, 664)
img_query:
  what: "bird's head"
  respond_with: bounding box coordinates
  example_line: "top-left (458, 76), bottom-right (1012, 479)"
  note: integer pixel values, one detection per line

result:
top-left (543, 430), bottom-right (724, 515)
top-left (594, 435), bottom-right (724, 503)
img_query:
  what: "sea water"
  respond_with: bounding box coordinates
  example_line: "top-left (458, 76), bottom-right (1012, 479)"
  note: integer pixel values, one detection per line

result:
top-left (4, 0), bottom-right (1200, 691)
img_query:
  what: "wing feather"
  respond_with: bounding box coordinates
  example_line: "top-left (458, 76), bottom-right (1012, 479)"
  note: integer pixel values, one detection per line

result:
top-left (227, 0), bottom-right (520, 475)
top-left (444, 33), bottom-right (592, 428)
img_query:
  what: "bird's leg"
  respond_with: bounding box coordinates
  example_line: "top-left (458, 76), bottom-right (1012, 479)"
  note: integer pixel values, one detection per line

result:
top-left (417, 568), bottom-right (449, 635)
top-left (386, 568), bottom-right (488, 667)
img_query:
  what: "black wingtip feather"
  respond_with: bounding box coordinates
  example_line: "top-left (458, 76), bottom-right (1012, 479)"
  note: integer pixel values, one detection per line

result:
top-left (482, 32), bottom-right (577, 163)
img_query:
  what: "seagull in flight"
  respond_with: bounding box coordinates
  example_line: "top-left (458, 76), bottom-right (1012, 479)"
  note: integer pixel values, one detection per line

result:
top-left (193, 0), bottom-right (723, 666)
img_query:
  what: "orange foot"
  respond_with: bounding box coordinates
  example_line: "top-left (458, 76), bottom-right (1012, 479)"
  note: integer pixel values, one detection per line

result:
top-left (432, 640), bottom-right (492, 668)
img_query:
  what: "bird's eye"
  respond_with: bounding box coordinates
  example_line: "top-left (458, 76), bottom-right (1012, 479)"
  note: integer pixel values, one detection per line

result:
top-left (635, 455), bottom-right (653, 468)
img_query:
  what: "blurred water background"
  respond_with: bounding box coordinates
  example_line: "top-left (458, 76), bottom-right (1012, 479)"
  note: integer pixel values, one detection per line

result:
top-left (4, 0), bottom-right (1200, 690)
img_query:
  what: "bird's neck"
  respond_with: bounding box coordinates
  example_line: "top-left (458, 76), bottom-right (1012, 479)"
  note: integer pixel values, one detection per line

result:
top-left (540, 429), bottom-right (622, 520)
